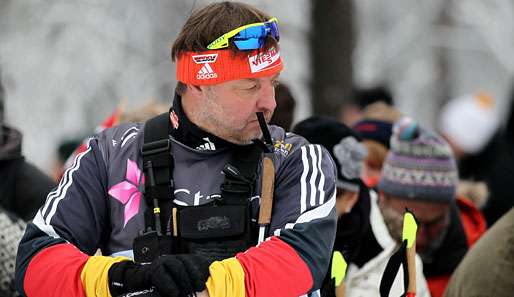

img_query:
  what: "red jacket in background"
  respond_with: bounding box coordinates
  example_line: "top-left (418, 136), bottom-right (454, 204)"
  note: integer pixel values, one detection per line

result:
top-left (426, 196), bottom-right (487, 297)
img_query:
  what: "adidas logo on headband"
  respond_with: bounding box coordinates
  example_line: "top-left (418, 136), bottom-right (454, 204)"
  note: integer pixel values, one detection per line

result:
top-left (193, 53), bottom-right (219, 80)
top-left (197, 64), bottom-right (217, 80)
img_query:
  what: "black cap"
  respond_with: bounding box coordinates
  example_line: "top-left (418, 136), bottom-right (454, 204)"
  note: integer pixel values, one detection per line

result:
top-left (353, 86), bottom-right (393, 108)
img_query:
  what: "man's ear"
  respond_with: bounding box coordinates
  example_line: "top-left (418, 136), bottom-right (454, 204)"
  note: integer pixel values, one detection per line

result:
top-left (346, 191), bottom-right (359, 211)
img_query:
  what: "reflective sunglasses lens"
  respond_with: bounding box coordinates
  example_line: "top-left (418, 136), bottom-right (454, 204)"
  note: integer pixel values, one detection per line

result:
top-left (233, 38), bottom-right (264, 50)
top-left (235, 26), bottom-right (265, 39)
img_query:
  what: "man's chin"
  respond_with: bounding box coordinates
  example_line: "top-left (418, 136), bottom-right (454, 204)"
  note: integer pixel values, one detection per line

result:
top-left (233, 130), bottom-right (262, 145)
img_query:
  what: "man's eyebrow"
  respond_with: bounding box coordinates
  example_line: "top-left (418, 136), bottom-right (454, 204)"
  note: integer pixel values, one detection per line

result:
top-left (239, 74), bottom-right (280, 84)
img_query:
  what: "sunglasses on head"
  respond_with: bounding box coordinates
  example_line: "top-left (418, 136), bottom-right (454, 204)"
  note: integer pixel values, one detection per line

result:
top-left (207, 17), bottom-right (280, 50)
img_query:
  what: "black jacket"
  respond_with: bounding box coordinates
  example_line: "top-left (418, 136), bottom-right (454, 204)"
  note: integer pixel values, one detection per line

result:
top-left (0, 125), bottom-right (55, 220)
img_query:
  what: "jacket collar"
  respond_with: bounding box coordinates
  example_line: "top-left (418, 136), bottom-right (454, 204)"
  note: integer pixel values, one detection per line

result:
top-left (170, 94), bottom-right (235, 151)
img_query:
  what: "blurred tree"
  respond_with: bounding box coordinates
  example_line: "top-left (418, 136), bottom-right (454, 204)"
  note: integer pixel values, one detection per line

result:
top-left (311, 0), bottom-right (354, 117)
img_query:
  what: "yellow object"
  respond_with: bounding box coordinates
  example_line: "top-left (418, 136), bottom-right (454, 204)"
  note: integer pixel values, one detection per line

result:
top-left (206, 257), bottom-right (246, 297)
top-left (207, 17), bottom-right (278, 49)
top-left (80, 256), bottom-right (128, 297)
top-left (153, 207), bottom-right (160, 214)
top-left (331, 251), bottom-right (347, 287)
top-left (402, 212), bottom-right (418, 248)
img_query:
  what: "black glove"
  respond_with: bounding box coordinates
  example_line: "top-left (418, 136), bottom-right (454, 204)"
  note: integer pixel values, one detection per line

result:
top-left (320, 277), bottom-right (336, 297)
top-left (108, 254), bottom-right (212, 297)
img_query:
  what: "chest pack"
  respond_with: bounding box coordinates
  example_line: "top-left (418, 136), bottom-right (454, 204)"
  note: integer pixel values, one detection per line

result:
top-left (133, 113), bottom-right (263, 263)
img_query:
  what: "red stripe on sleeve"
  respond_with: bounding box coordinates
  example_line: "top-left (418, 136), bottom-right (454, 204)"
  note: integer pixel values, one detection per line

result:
top-left (236, 236), bottom-right (313, 297)
top-left (25, 243), bottom-right (89, 297)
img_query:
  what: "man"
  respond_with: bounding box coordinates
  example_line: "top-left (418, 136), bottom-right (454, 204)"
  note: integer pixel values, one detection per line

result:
top-left (15, 2), bottom-right (337, 297)
top-left (294, 116), bottom-right (431, 297)
top-left (0, 67), bottom-right (56, 220)
top-left (377, 118), bottom-right (486, 297)
top-left (338, 86), bottom-right (394, 126)
top-left (352, 102), bottom-right (402, 188)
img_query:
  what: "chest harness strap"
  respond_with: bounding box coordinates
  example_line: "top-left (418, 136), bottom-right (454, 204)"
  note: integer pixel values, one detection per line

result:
top-left (134, 112), bottom-right (267, 263)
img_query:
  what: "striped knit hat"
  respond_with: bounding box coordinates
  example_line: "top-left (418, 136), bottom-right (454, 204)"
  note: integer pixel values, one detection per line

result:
top-left (378, 118), bottom-right (458, 202)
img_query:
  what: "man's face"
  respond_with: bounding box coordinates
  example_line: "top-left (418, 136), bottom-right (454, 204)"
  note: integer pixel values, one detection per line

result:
top-left (188, 73), bottom-right (280, 145)
top-left (378, 193), bottom-right (450, 256)
top-left (335, 188), bottom-right (359, 216)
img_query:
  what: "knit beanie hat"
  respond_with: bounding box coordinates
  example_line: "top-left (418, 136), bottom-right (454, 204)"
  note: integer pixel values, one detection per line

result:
top-left (293, 116), bottom-right (367, 192)
top-left (439, 92), bottom-right (500, 154)
top-left (378, 118), bottom-right (459, 202)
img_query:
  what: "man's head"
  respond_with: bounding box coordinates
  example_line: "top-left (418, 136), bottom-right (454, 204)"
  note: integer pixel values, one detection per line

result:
top-left (339, 86), bottom-right (394, 126)
top-left (293, 116), bottom-right (368, 216)
top-left (171, 2), bottom-right (283, 144)
top-left (352, 102), bottom-right (402, 187)
top-left (353, 119), bottom-right (393, 187)
top-left (377, 118), bottom-right (458, 257)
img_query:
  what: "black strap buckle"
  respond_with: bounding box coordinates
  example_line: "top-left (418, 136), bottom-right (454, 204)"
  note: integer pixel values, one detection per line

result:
top-left (142, 139), bottom-right (170, 156)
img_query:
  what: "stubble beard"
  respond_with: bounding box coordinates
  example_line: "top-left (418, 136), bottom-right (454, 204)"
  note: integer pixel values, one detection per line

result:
top-left (191, 91), bottom-right (261, 145)
top-left (209, 113), bottom-right (262, 145)
top-left (378, 203), bottom-right (404, 244)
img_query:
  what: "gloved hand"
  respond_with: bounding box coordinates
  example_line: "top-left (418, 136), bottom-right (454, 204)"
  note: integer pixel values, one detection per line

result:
top-left (319, 277), bottom-right (336, 297)
top-left (108, 254), bottom-right (212, 297)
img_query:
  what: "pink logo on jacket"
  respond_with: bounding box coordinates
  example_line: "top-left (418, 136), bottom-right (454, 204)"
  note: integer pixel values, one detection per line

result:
top-left (109, 159), bottom-right (145, 227)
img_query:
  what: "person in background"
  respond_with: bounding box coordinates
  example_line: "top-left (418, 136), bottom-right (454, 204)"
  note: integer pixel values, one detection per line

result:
top-left (0, 68), bottom-right (56, 221)
top-left (439, 91), bottom-right (512, 226)
top-left (438, 91), bottom-right (499, 203)
top-left (269, 82), bottom-right (296, 131)
top-left (293, 116), bottom-right (431, 297)
top-left (378, 118), bottom-right (486, 297)
top-left (352, 102), bottom-right (402, 188)
top-left (339, 86), bottom-right (394, 126)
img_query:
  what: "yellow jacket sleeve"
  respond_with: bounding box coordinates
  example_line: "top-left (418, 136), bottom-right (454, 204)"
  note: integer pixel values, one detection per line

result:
top-left (206, 257), bottom-right (246, 297)
top-left (80, 256), bottom-right (129, 297)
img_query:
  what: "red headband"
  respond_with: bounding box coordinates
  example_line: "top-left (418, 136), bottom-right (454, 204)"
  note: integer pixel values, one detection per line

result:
top-left (176, 47), bottom-right (283, 85)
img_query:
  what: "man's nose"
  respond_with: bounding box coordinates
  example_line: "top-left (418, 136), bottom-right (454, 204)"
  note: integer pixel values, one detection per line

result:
top-left (256, 81), bottom-right (277, 112)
